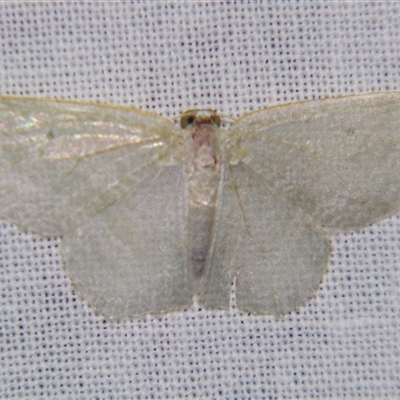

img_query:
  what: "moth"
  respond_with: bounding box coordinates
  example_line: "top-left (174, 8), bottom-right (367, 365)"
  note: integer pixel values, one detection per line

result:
top-left (1, 93), bottom-right (400, 319)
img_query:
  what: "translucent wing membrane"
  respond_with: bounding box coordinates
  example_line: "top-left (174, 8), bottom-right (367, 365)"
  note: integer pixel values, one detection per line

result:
top-left (198, 163), bottom-right (330, 316)
top-left (1, 93), bottom-right (400, 318)
top-left (232, 170), bottom-right (329, 316)
top-left (63, 164), bottom-right (192, 319)
top-left (0, 98), bottom-right (178, 236)
top-left (231, 92), bottom-right (400, 229)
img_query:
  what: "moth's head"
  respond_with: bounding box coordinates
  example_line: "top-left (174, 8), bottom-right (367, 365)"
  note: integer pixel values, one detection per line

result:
top-left (180, 109), bottom-right (221, 128)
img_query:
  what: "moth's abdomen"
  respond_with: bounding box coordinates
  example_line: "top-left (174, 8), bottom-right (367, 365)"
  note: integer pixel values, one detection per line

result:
top-left (190, 202), bottom-right (216, 277)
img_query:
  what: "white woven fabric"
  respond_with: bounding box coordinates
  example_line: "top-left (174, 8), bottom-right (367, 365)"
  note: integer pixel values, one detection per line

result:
top-left (1, 2), bottom-right (399, 399)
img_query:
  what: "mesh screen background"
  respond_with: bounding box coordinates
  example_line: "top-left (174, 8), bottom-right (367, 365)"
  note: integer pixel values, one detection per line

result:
top-left (1, 2), bottom-right (399, 399)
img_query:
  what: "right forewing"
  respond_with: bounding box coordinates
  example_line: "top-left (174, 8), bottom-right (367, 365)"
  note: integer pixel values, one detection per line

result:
top-left (231, 92), bottom-right (400, 229)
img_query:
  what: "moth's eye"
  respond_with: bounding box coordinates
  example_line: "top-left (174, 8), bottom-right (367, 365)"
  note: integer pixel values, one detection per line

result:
top-left (211, 113), bottom-right (221, 127)
top-left (180, 113), bottom-right (196, 128)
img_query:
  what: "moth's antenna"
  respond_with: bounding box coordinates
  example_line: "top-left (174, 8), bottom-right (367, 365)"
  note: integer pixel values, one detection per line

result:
top-left (219, 114), bottom-right (235, 128)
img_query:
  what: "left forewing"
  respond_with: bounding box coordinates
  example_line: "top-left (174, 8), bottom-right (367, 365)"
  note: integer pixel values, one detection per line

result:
top-left (0, 97), bottom-right (179, 236)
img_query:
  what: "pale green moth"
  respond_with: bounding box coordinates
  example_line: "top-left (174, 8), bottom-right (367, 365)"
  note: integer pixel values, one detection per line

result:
top-left (1, 93), bottom-right (399, 319)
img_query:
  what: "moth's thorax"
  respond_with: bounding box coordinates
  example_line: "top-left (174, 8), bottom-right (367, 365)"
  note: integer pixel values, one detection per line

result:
top-left (183, 110), bottom-right (222, 207)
